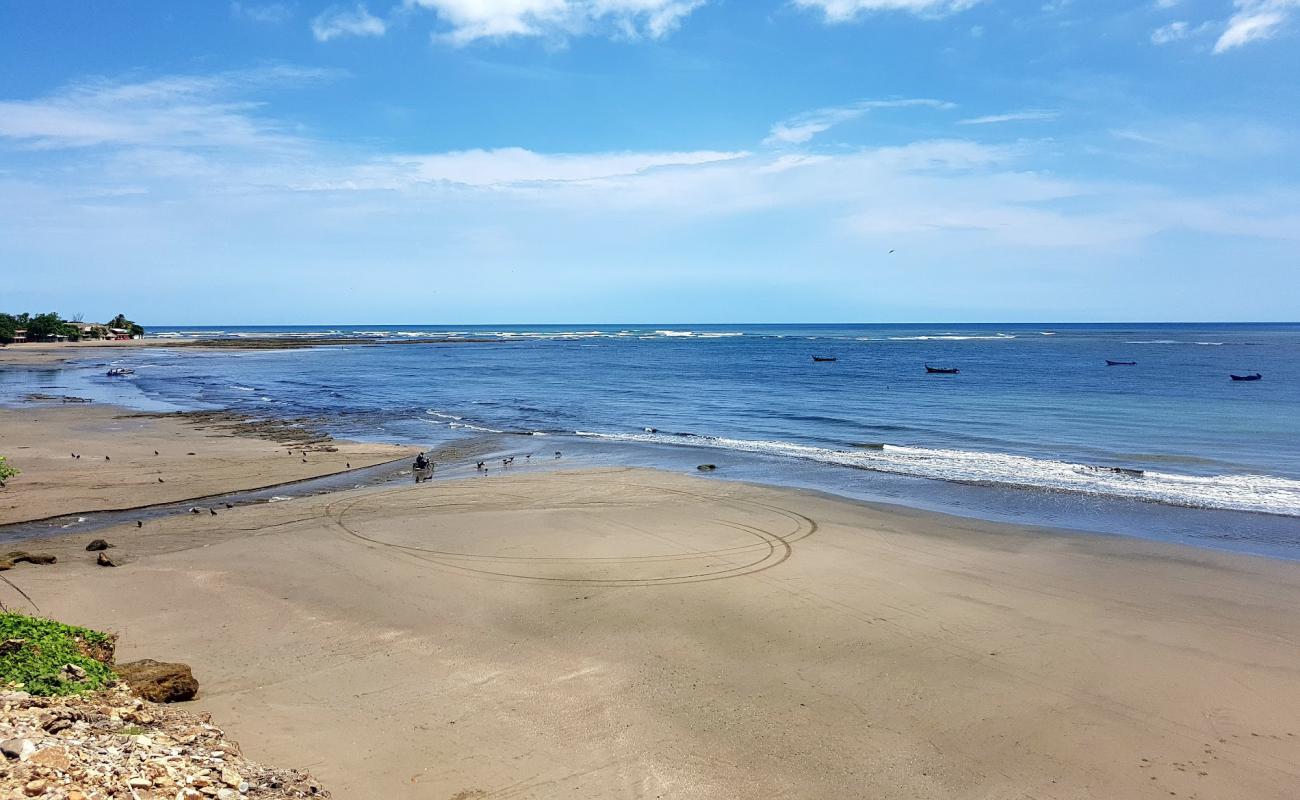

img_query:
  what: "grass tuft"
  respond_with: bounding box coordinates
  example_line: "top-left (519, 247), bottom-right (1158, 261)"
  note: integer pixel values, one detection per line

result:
top-left (0, 612), bottom-right (116, 695)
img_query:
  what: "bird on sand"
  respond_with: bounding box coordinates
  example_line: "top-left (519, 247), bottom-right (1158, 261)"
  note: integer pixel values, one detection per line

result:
top-left (225, 503), bottom-right (233, 509)
top-left (104, 455), bottom-right (110, 461)
top-left (154, 450), bottom-right (159, 456)
top-left (137, 520), bottom-right (142, 528)
top-left (158, 477), bottom-right (165, 483)
top-left (209, 508), bottom-right (217, 516)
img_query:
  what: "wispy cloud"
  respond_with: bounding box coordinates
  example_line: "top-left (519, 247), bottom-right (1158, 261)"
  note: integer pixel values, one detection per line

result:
top-left (1151, 20), bottom-right (1191, 44)
top-left (0, 66), bottom-right (338, 151)
top-left (2, 67), bottom-right (1298, 323)
top-left (403, 0), bottom-right (706, 45)
top-left (959, 110), bottom-right (1059, 125)
top-left (792, 0), bottom-right (982, 23)
top-left (230, 2), bottom-right (294, 24)
top-left (1215, 0), bottom-right (1300, 52)
top-left (764, 98), bottom-right (953, 146)
top-left (312, 3), bottom-right (387, 42)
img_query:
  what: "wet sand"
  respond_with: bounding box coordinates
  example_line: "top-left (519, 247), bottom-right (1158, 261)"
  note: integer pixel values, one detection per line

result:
top-left (0, 413), bottom-right (1296, 797)
top-left (0, 405), bottom-right (414, 525)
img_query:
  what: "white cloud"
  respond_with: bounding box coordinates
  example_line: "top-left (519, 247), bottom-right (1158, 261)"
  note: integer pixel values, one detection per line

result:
top-left (312, 4), bottom-right (388, 42)
top-left (231, 2), bottom-right (294, 23)
top-left (404, 0), bottom-right (705, 44)
top-left (327, 147), bottom-right (748, 189)
top-left (764, 99), bottom-right (953, 146)
top-left (3, 67), bottom-right (1298, 324)
top-left (793, 0), bottom-right (981, 23)
top-left (1214, 0), bottom-right (1300, 52)
top-left (0, 67), bottom-right (336, 150)
top-left (1151, 20), bottom-right (1190, 43)
top-left (959, 110), bottom-right (1059, 125)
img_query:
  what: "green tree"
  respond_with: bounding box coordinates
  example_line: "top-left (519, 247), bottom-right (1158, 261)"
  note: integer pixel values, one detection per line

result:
top-left (0, 314), bottom-right (16, 344)
top-left (108, 313), bottom-right (145, 337)
top-left (26, 312), bottom-right (65, 340)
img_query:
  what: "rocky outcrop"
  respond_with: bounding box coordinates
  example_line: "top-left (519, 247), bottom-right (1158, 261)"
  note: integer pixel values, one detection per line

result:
top-left (0, 686), bottom-right (328, 797)
top-left (114, 660), bottom-right (198, 704)
top-left (84, 540), bottom-right (112, 552)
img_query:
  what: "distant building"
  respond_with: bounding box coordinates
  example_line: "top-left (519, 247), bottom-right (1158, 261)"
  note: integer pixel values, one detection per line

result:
top-left (12, 329), bottom-right (27, 343)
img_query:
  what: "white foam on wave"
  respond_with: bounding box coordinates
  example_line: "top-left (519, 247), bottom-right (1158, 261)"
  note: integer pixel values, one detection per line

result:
top-left (1126, 340), bottom-right (1180, 344)
top-left (426, 410), bottom-right (464, 421)
top-left (231, 385), bottom-right (256, 392)
top-left (573, 431), bottom-right (1300, 516)
top-left (888, 334), bottom-right (1016, 341)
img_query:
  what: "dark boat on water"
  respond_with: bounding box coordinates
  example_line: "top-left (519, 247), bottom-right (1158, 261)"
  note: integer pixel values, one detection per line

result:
top-left (812, 356), bottom-right (837, 362)
top-left (1106, 360), bottom-right (1137, 366)
top-left (1231, 373), bottom-right (1263, 381)
top-left (924, 364), bottom-right (959, 374)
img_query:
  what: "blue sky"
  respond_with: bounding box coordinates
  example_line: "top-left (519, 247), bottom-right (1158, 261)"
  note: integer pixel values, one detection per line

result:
top-left (1, 0), bottom-right (1297, 323)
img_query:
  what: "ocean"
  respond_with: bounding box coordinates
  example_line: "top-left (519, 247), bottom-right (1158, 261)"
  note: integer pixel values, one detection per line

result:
top-left (4, 322), bottom-right (1299, 558)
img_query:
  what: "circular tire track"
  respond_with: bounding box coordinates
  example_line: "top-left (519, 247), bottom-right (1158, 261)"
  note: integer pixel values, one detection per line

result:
top-left (324, 480), bottom-right (817, 587)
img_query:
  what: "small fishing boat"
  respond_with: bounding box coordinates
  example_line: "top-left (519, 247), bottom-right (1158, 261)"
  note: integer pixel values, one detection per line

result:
top-left (924, 364), bottom-right (959, 374)
top-left (1106, 360), bottom-right (1137, 366)
top-left (105, 368), bottom-right (134, 376)
top-left (812, 356), bottom-right (837, 362)
top-left (1230, 373), bottom-right (1262, 381)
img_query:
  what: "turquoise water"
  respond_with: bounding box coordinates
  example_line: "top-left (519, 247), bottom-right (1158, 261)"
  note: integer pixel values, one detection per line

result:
top-left (4, 322), bottom-right (1298, 557)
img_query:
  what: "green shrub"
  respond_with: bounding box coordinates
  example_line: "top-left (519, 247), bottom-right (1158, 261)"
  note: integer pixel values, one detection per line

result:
top-left (0, 456), bottom-right (18, 482)
top-left (0, 613), bottom-right (116, 695)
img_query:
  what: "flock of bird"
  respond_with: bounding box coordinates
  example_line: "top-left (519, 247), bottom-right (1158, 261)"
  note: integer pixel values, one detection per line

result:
top-left (474, 451), bottom-right (561, 473)
top-left (60, 444), bottom-right (568, 530)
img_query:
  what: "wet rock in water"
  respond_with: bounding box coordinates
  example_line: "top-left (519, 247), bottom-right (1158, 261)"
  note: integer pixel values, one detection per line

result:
top-left (115, 659), bottom-right (199, 703)
top-left (697, 464), bottom-right (717, 472)
top-left (85, 539), bottom-right (113, 551)
top-left (6, 551), bottom-right (57, 565)
top-left (96, 552), bottom-right (116, 567)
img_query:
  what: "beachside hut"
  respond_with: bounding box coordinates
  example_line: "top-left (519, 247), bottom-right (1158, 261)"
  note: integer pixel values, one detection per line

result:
top-left (107, 327), bottom-right (132, 341)
top-left (11, 329), bottom-right (27, 343)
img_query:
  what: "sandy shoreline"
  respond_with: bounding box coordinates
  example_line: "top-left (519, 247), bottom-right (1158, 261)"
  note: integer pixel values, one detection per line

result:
top-left (2, 407), bottom-right (1299, 798)
top-left (0, 405), bottom-right (416, 525)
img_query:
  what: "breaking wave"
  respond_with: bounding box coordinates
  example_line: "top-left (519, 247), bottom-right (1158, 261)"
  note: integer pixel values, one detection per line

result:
top-left (573, 431), bottom-right (1300, 516)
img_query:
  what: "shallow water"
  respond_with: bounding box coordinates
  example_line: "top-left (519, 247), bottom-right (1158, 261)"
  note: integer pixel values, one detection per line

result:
top-left (4, 322), bottom-right (1298, 558)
